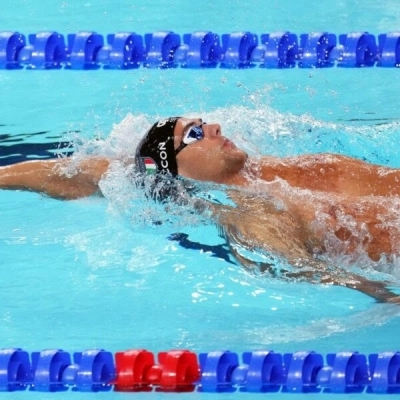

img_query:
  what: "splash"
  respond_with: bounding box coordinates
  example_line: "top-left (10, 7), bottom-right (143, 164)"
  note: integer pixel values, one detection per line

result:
top-left (59, 104), bottom-right (400, 282)
top-left (60, 113), bottom-right (151, 161)
top-left (182, 96), bottom-right (400, 166)
top-left (65, 102), bottom-right (400, 166)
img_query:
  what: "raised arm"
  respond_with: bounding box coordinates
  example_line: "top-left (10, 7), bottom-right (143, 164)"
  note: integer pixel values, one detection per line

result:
top-left (0, 157), bottom-right (110, 200)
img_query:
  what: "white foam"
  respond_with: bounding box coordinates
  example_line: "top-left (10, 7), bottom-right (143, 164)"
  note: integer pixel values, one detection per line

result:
top-left (60, 104), bottom-right (400, 282)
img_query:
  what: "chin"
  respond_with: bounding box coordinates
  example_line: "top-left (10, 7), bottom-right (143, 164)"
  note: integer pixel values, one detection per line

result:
top-left (235, 149), bottom-right (248, 162)
top-left (228, 150), bottom-right (248, 170)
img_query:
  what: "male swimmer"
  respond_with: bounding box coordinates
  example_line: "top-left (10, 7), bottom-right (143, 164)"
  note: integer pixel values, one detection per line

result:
top-left (1, 117), bottom-right (400, 303)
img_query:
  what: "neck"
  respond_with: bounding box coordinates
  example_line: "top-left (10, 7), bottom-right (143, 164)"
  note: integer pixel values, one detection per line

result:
top-left (217, 158), bottom-right (261, 187)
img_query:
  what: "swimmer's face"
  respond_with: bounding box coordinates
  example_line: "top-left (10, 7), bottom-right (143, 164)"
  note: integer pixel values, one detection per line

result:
top-left (173, 118), bottom-right (248, 182)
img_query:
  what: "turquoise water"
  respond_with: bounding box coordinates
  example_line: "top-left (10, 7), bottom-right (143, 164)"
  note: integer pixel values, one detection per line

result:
top-left (1, 0), bottom-right (400, 398)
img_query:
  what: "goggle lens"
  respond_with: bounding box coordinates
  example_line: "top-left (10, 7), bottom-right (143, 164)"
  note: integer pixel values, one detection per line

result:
top-left (183, 124), bottom-right (205, 144)
top-left (175, 122), bottom-right (207, 156)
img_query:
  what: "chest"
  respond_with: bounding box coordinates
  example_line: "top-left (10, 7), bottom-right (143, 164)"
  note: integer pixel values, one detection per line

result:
top-left (260, 161), bottom-right (340, 193)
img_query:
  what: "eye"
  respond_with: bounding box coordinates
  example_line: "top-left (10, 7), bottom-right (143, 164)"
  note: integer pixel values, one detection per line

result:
top-left (189, 126), bottom-right (203, 140)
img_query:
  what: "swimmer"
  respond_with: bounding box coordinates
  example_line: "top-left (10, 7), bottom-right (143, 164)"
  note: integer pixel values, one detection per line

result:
top-left (2, 117), bottom-right (400, 303)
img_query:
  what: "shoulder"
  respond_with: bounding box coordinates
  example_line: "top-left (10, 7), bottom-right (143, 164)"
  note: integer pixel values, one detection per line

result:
top-left (260, 153), bottom-right (354, 167)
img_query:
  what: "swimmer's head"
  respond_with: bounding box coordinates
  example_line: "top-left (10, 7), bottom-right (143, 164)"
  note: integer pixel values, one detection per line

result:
top-left (135, 117), bottom-right (180, 176)
top-left (136, 117), bottom-right (248, 184)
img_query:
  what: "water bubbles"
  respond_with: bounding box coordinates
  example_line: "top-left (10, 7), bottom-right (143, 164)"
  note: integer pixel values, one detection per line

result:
top-left (305, 85), bottom-right (317, 97)
top-left (62, 102), bottom-right (400, 286)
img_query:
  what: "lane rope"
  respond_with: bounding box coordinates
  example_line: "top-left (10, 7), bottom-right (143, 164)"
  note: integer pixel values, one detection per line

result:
top-left (1, 348), bottom-right (399, 393)
top-left (1, 31), bottom-right (399, 69)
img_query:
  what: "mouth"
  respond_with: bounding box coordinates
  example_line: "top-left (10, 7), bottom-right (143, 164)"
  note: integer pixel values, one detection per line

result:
top-left (222, 137), bottom-right (236, 149)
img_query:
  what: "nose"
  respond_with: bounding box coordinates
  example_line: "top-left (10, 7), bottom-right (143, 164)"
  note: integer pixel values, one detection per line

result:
top-left (203, 123), bottom-right (221, 138)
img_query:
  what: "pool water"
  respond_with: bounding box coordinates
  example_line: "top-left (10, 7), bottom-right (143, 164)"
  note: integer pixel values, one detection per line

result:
top-left (1, 0), bottom-right (400, 398)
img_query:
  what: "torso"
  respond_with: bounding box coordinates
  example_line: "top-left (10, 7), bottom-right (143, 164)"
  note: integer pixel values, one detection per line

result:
top-left (223, 154), bottom-right (400, 263)
top-left (226, 185), bottom-right (400, 264)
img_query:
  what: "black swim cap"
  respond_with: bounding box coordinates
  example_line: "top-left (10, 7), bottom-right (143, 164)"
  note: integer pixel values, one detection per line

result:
top-left (135, 117), bottom-right (181, 176)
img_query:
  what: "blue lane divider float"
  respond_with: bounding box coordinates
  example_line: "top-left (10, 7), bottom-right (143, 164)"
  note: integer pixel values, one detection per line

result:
top-left (1, 30), bottom-right (400, 69)
top-left (1, 348), bottom-right (400, 393)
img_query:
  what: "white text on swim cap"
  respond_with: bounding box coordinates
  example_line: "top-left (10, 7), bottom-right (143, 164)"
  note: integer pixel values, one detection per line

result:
top-left (158, 142), bottom-right (169, 170)
top-left (156, 119), bottom-right (167, 128)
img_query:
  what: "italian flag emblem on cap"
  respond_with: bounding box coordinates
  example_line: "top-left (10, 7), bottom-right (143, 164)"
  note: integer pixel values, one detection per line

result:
top-left (143, 157), bottom-right (157, 175)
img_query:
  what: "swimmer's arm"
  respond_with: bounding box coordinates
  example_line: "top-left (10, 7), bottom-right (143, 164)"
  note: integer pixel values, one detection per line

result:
top-left (232, 248), bottom-right (400, 303)
top-left (281, 258), bottom-right (400, 305)
top-left (218, 216), bottom-right (400, 304)
top-left (0, 158), bottom-right (110, 200)
top-left (193, 197), bottom-right (400, 304)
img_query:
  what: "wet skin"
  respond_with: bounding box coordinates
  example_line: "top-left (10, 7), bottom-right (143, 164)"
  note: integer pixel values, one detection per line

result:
top-left (2, 117), bottom-right (400, 302)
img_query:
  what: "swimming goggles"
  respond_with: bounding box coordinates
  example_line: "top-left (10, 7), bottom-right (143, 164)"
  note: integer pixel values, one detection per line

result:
top-left (175, 122), bottom-right (206, 155)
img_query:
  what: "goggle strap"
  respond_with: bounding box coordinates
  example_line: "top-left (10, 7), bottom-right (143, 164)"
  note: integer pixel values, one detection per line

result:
top-left (175, 142), bottom-right (187, 156)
